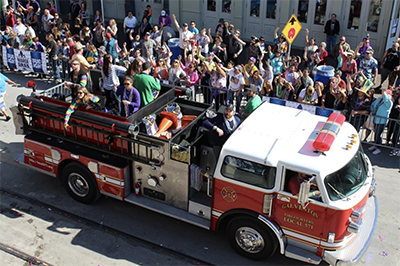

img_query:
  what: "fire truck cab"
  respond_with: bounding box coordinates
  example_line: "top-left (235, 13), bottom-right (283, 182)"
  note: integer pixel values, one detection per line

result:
top-left (13, 85), bottom-right (377, 265)
top-left (212, 102), bottom-right (377, 265)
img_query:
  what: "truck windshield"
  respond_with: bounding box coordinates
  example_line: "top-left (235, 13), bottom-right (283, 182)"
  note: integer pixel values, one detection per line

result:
top-left (324, 146), bottom-right (368, 201)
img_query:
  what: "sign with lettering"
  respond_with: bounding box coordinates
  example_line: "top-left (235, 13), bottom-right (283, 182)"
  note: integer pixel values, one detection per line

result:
top-left (2, 46), bottom-right (49, 74)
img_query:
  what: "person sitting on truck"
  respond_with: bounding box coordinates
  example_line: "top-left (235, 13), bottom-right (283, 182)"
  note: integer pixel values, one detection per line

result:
top-left (65, 59), bottom-right (88, 99)
top-left (110, 76), bottom-right (140, 118)
top-left (203, 103), bottom-right (241, 158)
top-left (242, 84), bottom-right (262, 118)
top-left (64, 86), bottom-right (101, 129)
top-left (133, 61), bottom-right (161, 108)
top-left (287, 171), bottom-right (321, 199)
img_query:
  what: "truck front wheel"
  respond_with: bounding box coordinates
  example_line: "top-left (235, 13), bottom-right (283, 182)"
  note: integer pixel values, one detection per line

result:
top-left (62, 162), bottom-right (100, 204)
top-left (226, 216), bottom-right (278, 260)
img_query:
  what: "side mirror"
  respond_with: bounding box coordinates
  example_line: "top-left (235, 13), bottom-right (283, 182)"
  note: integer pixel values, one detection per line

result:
top-left (298, 176), bottom-right (316, 207)
top-left (298, 181), bottom-right (310, 207)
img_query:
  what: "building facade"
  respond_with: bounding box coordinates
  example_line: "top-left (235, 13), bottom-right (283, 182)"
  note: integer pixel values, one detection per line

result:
top-left (18, 0), bottom-right (400, 60)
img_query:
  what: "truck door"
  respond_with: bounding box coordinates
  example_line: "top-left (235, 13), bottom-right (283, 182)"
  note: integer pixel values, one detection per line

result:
top-left (272, 167), bottom-right (326, 248)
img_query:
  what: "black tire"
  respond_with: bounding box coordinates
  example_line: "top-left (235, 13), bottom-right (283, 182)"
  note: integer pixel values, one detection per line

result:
top-left (226, 216), bottom-right (278, 260)
top-left (62, 162), bottom-right (100, 204)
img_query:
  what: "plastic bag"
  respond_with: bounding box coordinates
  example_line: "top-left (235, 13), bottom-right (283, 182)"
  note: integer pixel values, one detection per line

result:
top-left (364, 115), bottom-right (375, 131)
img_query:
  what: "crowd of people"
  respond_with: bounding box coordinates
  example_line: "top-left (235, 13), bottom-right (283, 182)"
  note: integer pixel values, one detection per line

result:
top-left (1, 1), bottom-right (400, 155)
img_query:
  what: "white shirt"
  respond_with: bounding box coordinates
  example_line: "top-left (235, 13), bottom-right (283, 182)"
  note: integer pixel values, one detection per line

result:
top-left (227, 69), bottom-right (245, 91)
top-left (13, 23), bottom-right (27, 36)
top-left (178, 28), bottom-right (193, 50)
top-left (124, 16), bottom-right (138, 29)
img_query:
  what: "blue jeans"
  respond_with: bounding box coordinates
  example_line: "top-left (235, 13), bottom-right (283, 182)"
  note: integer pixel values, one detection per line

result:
top-left (227, 90), bottom-right (243, 112)
top-left (374, 123), bottom-right (385, 146)
top-left (326, 35), bottom-right (336, 55)
top-left (51, 59), bottom-right (60, 79)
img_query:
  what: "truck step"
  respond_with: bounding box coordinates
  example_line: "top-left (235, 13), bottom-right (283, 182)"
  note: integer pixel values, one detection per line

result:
top-left (285, 245), bottom-right (321, 265)
top-left (125, 194), bottom-right (211, 230)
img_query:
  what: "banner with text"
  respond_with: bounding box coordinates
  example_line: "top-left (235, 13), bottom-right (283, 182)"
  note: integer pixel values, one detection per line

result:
top-left (262, 96), bottom-right (340, 117)
top-left (2, 46), bottom-right (49, 74)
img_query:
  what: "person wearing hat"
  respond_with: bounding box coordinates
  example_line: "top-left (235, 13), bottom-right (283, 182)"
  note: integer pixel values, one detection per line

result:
top-left (243, 57), bottom-right (259, 86)
top-left (203, 104), bottom-right (241, 158)
top-left (249, 36), bottom-right (262, 63)
top-left (359, 47), bottom-right (378, 84)
top-left (215, 18), bottom-right (226, 38)
top-left (226, 65), bottom-right (246, 113)
top-left (339, 47), bottom-right (357, 80)
top-left (140, 32), bottom-right (156, 61)
top-left (159, 10), bottom-right (172, 27)
top-left (368, 87), bottom-right (393, 155)
top-left (69, 41), bottom-right (95, 91)
top-left (105, 32), bottom-right (118, 63)
top-left (171, 13), bottom-right (194, 60)
top-left (345, 73), bottom-right (371, 132)
top-left (242, 84), bottom-right (262, 118)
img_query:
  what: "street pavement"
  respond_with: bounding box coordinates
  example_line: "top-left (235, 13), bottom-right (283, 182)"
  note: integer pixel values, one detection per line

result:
top-left (0, 72), bottom-right (399, 266)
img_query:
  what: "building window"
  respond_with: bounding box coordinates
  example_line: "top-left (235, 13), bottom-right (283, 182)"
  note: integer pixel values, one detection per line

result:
top-left (314, 0), bottom-right (327, 25)
top-left (298, 0), bottom-right (309, 23)
top-left (250, 0), bottom-right (260, 17)
top-left (366, 0), bottom-right (382, 32)
top-left (208, 0), bottom-right (216, 12)
top-left (266, 0), bottom-right (276, 19)
top-left (390, 9), bottom-right (400, 38)
top-left (348, 0), bottom-right (363, 30)
top-left (222, 0), bottom-right (231, 13)
top-left (221, 156), bottom-right (276, 189)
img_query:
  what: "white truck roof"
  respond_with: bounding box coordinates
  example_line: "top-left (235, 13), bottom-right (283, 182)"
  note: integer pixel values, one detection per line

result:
top-left (221, 102), bottom-right (359, 177)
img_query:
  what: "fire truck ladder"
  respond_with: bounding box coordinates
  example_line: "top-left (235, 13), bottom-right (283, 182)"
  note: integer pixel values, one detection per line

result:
top-left (18, 97), bottom-right (164, 167)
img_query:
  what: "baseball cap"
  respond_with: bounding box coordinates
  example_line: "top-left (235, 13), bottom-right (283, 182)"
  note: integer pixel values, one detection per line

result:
top-left (234, 65), bottom-right (242, 71)
top-left (366, 48), bottom-right (374, 54)
top-left (219, 18), bottom-right (224, 23)
top-left (161, 10), bottom-right (166, 16)
top-left (145, 32), bottom-right (151, 36)
top-left (105, 33), bottom-right (112, 39)
top-left (247, 84), bottom-right (258, 92)
top-left (183, 22), bottom-right (188, 27)
top-left (75, 42), bottom-right (83, 51)
top-left (249, 57), bottom-right (256, 62)
top-left (225, 103), bottom-right (235, 111)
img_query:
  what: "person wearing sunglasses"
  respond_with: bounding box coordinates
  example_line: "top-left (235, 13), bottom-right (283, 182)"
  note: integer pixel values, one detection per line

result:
top-left (110, 76), bottom-right (140, 117)
top-left (64, 86), bottom-right (101, 129)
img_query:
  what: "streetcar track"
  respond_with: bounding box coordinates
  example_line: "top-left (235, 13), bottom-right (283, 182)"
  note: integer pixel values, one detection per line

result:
top-left (0, 241), bottom-right (52, 266)
top-left (0, 188), bottom-right (215, 266)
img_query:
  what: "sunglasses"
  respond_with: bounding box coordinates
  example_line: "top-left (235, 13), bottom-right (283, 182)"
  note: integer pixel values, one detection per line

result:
top-left (77, 91), bottom-right (84, 95)
top-left (124, 83), bottom-right (131, 85)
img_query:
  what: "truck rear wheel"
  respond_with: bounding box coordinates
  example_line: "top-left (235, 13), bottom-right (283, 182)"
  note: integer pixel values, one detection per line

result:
top-left (62, 162), bottom-right (100, 204)
top-left (226, 216), bottom-right (278, 260)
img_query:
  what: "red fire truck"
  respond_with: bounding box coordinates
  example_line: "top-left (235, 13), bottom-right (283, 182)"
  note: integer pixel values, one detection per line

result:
top-left (13, 84), bottom-right (377, 265)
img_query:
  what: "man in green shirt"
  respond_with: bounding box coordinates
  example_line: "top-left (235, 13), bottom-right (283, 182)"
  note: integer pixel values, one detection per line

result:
top-left (133, 62), bottom-right (161, 108)
top-left (243, 84), bottom-right (262, 118)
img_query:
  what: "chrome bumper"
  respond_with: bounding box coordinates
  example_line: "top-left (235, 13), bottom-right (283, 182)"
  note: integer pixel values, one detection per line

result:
top-left (323, 195), bottom-right (378, 265)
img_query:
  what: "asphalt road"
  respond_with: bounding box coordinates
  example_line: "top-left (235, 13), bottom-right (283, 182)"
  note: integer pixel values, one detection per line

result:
top-left (0, 72), bottom-right (399, 266)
